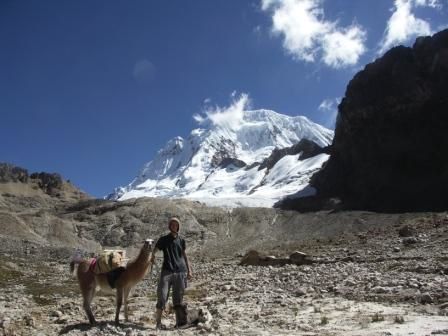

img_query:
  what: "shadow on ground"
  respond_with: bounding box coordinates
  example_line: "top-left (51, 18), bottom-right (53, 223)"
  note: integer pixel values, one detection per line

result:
top-left (59, 321), bottom-right (149, 335)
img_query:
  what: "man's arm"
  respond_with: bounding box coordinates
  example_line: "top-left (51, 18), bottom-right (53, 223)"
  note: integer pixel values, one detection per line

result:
top-left (151, 237), bottom-right (163, 264)
top-left (150, 247), bottom-right (158, 264)
top-left (182, 250), bottom-right (192, 280)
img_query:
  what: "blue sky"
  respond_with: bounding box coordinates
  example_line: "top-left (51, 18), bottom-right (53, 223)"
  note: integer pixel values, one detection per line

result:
top-left (1, 0), bottom-right (446, 197)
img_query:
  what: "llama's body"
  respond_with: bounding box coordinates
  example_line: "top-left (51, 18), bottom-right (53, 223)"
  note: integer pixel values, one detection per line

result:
top-left (70, 240), bottom-right (153, 325)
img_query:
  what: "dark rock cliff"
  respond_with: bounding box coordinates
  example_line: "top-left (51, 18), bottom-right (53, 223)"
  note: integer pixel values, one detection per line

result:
top-left (283, 29), bottom-right (448, 212)
top-left (259, 139), bottom-right (329, 171)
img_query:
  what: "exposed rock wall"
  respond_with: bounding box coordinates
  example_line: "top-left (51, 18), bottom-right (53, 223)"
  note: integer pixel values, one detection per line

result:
top-left (307, 29), bottom-right (448, 212)
top-left (258, 139), bottom-right (328, 171)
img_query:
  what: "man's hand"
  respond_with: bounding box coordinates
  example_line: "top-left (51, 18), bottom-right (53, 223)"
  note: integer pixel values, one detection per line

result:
top-left (150, 253), bottom-right (155, 264)
top-left (150, 248), bottom-right (158, 264)
top-left (187, 271), bottom-right (192, 280)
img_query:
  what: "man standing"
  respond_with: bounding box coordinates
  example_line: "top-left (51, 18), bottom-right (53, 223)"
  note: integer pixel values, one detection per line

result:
top-left (151, 217), bottom-right (192, 329)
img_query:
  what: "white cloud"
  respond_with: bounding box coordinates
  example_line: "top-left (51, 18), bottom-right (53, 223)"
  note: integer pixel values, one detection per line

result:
top-left (322, 26), bottom-right (367, 68)
top-left (261, 0), bottom-right (367, 68)
top-left (378, 0), bottom-right (442, 54)
top-left (318, 97), bottom-right (340, 128)
top-left (318, 98), bottom-right (337, 112)
top-left (193, 114), bottom-right (205, 124)
top-left (193, 93), bottom-right (251, 131)
top-left (414, 0), bottom-right (441, 8)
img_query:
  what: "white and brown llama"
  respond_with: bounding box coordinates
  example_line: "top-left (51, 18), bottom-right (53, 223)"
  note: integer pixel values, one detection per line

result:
top-left (70, 239), bottom-right (154, 325)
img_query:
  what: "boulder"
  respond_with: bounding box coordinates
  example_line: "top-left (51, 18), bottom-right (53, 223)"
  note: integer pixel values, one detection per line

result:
top-left (402, 237), bottom-right (418, 246)
top-left (239, 250), bottom-right (261, 266)
top-left (398, 225), bottom-right (416, 237)
top-left (240, 250), bottom-right (312, 266)
top-left (289, 251), bottom-right (308, 265)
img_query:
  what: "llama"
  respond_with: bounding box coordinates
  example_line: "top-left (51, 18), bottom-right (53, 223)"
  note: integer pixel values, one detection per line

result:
top-left (70, 239), bottom-right (154, 325)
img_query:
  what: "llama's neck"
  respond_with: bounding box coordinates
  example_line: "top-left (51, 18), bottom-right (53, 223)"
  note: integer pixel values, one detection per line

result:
top-left (134, 248), bottom-right (151, 265)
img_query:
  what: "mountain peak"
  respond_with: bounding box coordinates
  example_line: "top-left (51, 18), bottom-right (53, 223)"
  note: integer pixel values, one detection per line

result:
top-left (107, 109), bottom-right (333, 207)
top-left (159, 136), bottom-right (184, 156)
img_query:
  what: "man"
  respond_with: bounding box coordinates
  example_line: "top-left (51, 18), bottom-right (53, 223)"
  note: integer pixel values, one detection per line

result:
top-left (151, 217), bottom-right (192, 329)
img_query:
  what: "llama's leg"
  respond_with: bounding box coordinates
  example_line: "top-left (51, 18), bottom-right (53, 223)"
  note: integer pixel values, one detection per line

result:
top-left (124, 287), bottom-right (131, 322)
top-left (78, 265), bottom-right (97, 325)
top-left (115, 287), bottom-right (124, 326)
top-left (82, 285), bottom-right (96, 325)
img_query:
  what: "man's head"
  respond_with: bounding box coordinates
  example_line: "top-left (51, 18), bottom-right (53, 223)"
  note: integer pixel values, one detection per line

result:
top-left (168, 217), bottom-right (180, 233)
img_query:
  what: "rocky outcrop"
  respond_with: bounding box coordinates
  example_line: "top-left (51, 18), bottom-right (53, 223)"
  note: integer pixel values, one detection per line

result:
top-left (284, 29), bottom-right (448, 212)
top-left (259, 139), bottom-right (328, 171)
top-left (29, 172), bottom-right (63, 195)
top-left (218, 157), bottom-right (246, 169)
top-left (0, 163), bottom-right (29, 183)
top-left (0, 163), bottom-right (72, 197)
top-left (210, 139), bottom-right (237, 168)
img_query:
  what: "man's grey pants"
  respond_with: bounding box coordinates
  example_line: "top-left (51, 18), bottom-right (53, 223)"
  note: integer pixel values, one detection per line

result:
top-left (156, 270), bottom-right (186, 309)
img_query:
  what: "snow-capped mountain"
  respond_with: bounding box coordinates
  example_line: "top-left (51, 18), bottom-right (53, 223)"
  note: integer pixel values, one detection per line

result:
top-left (107, 109), bottom-right (333, 207)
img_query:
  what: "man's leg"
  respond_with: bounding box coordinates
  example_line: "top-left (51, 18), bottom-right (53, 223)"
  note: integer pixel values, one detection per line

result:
top-left (155, 308), bottom-right (163, 329)
top-left (155, 271), bottom-right (172, 329)
top-left (172, 272), bottom-right (186, 306)
top-left (172, 273), bottom-right (187, 327)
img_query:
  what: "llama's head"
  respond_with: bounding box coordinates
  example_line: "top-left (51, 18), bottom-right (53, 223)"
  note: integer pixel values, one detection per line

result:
top-left (143, 238), bottom-right (154, 251)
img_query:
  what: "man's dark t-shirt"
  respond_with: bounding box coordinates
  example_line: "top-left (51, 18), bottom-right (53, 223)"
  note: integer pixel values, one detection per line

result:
top-left (155, 233), bottom-right (187, 273)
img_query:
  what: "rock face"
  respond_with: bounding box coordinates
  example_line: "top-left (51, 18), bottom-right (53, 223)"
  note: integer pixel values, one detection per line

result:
top-left (258, 139), bottom-right (328, 171)
top-left (305, 29), bottom-right (448, 212)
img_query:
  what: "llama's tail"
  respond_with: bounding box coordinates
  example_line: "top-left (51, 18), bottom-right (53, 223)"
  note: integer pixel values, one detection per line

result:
top-left (70, 250), bottom-right (83, 275)
top-left (69, 260), bottom-right (76, 274)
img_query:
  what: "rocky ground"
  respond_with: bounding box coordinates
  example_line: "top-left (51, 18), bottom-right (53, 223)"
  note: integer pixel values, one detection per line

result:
top-left (1, 212), bottom-right (448, 336)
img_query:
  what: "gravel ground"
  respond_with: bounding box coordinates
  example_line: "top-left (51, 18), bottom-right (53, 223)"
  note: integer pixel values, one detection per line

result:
top-left (1, 214), bottom-right (448, 336)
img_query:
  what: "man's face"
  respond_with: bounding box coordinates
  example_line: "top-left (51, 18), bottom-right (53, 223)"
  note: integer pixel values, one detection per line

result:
top-left (169, 220), bottom-right (179, 233)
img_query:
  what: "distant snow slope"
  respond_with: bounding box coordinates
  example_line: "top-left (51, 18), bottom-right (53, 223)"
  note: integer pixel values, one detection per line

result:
top-left (108, 109), bottom-right (333, 207)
